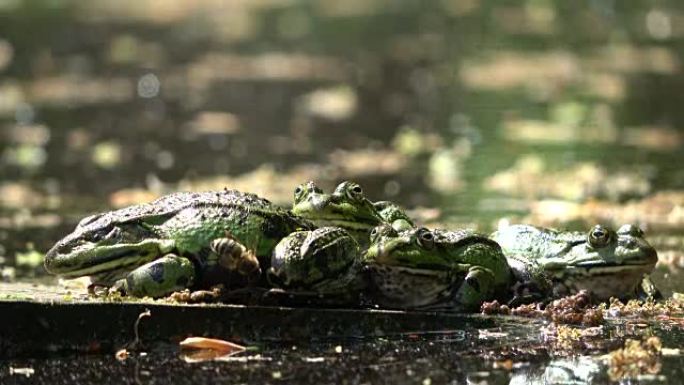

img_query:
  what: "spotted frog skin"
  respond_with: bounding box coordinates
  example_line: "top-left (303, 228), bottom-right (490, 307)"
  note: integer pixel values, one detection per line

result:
top-left (267, 227), bottom-right (366, 297)
top-left (364, 225), bottom-right (512, 311)
top-left (44, 189), bottom-right (312, 298)
top-left (490, 224), bottom-right (659, 302)
top-left (291, 181), bottom-right (413, 248)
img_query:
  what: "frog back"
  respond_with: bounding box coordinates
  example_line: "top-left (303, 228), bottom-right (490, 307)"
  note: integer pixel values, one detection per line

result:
top-left (77, 190), bottom-right (311, 255)
top-left (491, 224), bottom-right (584, 261)
top-left (79, 190), bottom-right (294, 228)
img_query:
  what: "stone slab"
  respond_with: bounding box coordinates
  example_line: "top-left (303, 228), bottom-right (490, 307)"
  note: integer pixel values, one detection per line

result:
top-left (0, 283), bottom-right (498, 357)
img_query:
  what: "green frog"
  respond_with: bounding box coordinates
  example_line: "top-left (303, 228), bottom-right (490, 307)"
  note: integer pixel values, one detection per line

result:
top-left (44, 189), bottom-right (313, 298)
top-left (291, 181), bottom-right (413, 247)
top-left (490, 224), bottom-right (659, 302)
top-left (267, 226), bottom-right (366, 298)
top-left (364, 225), bottom-right (512, 311)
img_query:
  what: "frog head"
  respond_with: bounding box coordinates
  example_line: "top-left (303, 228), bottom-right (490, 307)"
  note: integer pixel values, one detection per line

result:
top-left (365, 225), bottom-right (509, 310)
top-left (291, 181), bottom-right (384, 243)
top-left (44, 213), bottom-right (173, 279)
top-left (541, 224), bottom-right (658, 269)
top-left (365, 225), bottom-right (450, 269)
top-left (539, 223), bottom-right (659, 299)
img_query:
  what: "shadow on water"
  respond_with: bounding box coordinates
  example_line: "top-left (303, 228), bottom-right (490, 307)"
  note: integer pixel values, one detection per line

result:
top-left (1, 0), bottom-right (684, 383)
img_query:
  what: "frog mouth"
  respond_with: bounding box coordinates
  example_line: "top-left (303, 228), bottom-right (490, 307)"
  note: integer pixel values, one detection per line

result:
top-left (544, 246), bottom-right (658, 271)
top-left (551, 262), bottom-right (655, 282)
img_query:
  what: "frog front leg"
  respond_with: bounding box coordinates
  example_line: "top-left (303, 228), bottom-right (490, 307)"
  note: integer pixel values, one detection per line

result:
top-left (111, 254), bottom-right (196, 298)
top-left (451, 264), bottom-right (496, 311)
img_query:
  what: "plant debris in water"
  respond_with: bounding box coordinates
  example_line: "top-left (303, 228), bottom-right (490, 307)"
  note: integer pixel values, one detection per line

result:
top-left (167, 286), bottom-right (224, 303)
top-left (541, 324), bottom-right (605, 353)
top-left (606, 295), bottom-right (684, 319)
top-left (604, 337), bottom-right (662, 381)
top-left (481, 291), bottom-right (604, 326)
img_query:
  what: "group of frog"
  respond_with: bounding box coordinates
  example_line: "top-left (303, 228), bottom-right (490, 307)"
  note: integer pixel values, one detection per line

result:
top-left (44, 181), bottom-right (659, 311)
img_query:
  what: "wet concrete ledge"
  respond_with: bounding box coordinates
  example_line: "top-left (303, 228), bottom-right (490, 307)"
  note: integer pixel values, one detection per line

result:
top-left (1, 283), bottom-right (496, 358)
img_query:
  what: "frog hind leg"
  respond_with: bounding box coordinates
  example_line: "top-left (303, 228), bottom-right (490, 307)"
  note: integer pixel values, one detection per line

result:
top-left (111, 254), bottom-right (196, 298)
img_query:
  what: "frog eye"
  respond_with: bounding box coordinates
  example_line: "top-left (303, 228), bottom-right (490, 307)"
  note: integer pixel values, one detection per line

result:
top-left (293, 184), bottom-right (306, 202)
top-left (91, 229), bottom-right (109, 242)
top-left (588, 225), bottom-right (612, 248)
top-left (370, 224), bottom-right (396, 243)
top-left (104, 227), bottom-right (123, 242)
top-left (92, 227), bottom-right (122, 243)
top-left (344, 183), bottom-right (364, 200)
top-left (416, 228), bottom-right (435, 249)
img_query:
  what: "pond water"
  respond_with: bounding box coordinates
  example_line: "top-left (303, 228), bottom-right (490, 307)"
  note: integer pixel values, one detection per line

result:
top-left (1, 0), bottom-right (683, 383)
top-left (2, 318), bottom-right (684, 384)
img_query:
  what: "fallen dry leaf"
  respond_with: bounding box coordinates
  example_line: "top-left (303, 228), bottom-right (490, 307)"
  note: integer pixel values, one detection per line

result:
top-left (179, 337), bottom-right (246, 353)
top-left (179, 337), bottom-right (247, 363)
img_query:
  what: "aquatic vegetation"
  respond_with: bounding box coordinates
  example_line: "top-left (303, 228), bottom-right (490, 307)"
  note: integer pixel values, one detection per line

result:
top-left (544, 324), bottom-right (604, 352)
top-left (167, 286), bottom-right (224, 304)
top-left (604, 337), bottom-right (662, 381)
top-left (481, 291), bottom-right (604, 326)
top-left (605, 296), bottom-right (684, 319)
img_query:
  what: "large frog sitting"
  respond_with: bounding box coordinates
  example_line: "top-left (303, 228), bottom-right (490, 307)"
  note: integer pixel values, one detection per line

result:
top-left (265, 181), bottom-right (413, 301)
top-left (44, 190), bottom-right (313, 298)
top-left (265, 181), bottom-right (413, 299)
top-left (291, 181), bottom-right (413, 248)
top-left (267, 227), bottom-right (366, 300)
top-left (363, 224), bottom-right (512, 311)
top-left (490, 223), bottom-right (659, 303)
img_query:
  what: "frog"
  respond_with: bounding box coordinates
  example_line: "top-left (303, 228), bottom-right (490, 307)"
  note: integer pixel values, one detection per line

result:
top-left (44, 189), bottom-right (313, 298)
top-left (490, 223), bottom-right (659, 302)
top-left (363, 224), bottom-right (512, 311)
top-left (267, 226), bottom-right (366, 300)
top-left (291, 181), bottom-right (414, 248)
